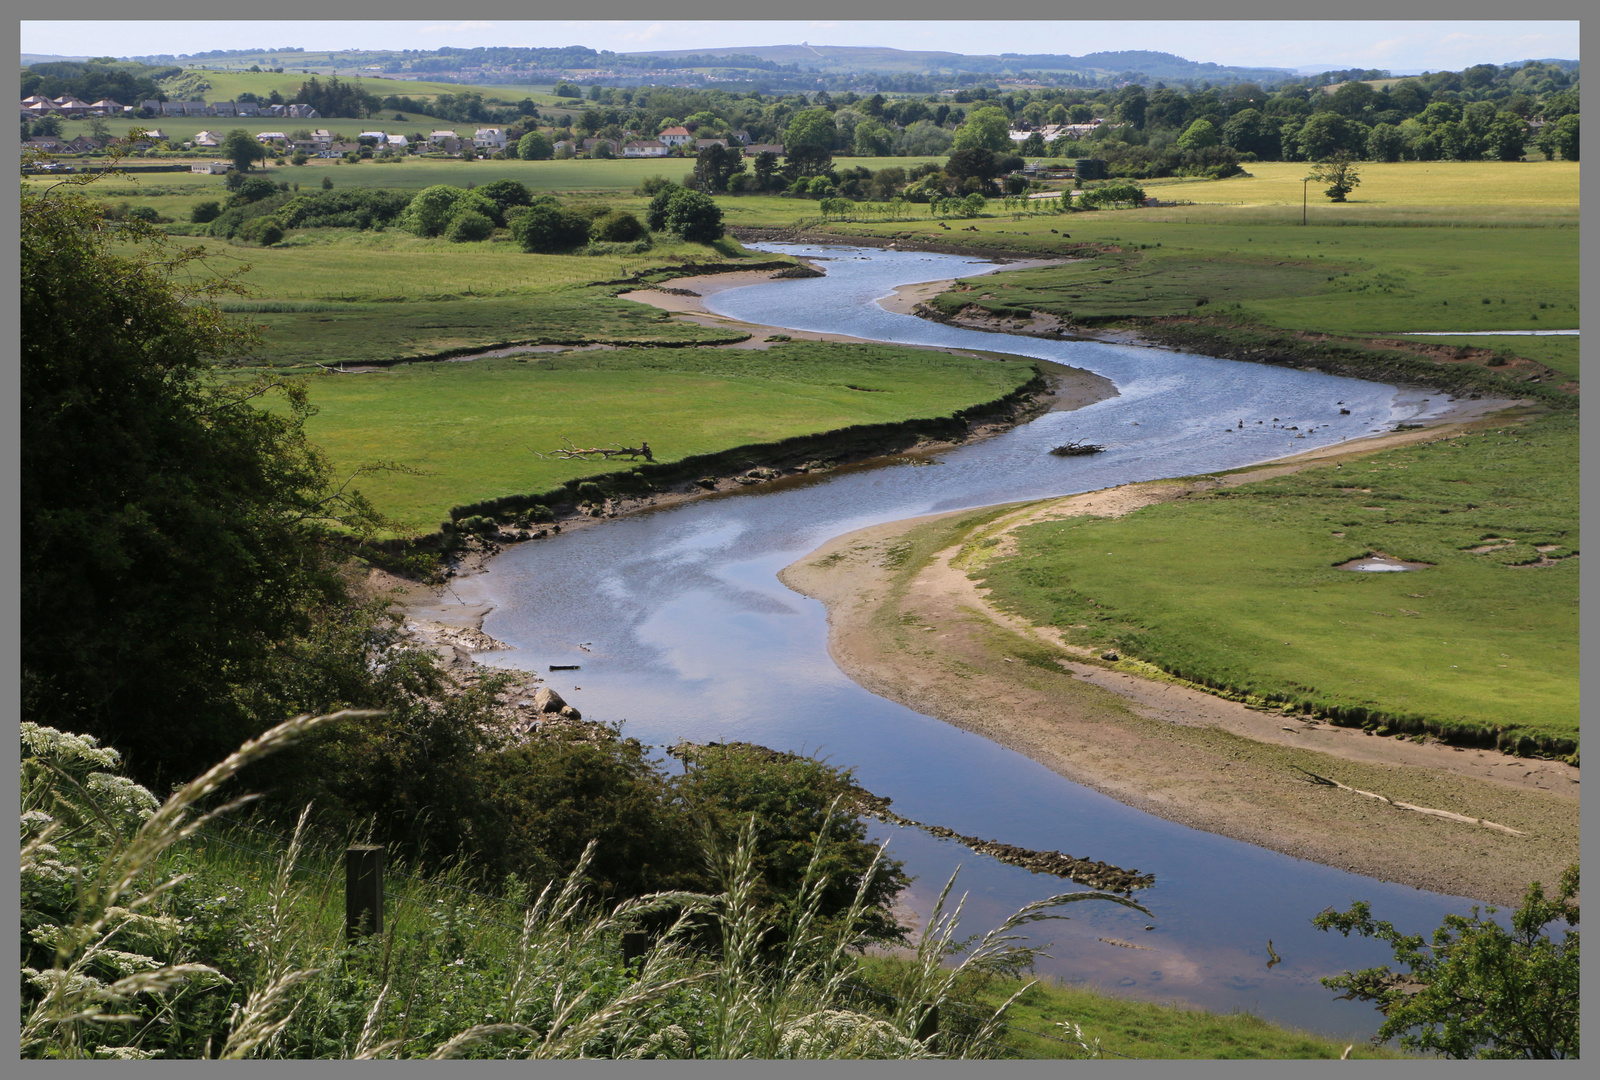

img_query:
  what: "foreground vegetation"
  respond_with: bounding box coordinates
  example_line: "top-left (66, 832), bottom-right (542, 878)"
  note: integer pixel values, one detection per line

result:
top-left (978, 409), bottom-right (1579, 755)
top-left (26, 717), bottom-right (1427, 1060)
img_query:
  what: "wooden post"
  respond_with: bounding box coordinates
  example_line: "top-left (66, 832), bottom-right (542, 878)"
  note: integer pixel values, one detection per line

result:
top-left (622, 932), bottom-right (648, 968)
top-left (914, 1005), bottom-right (938, 1048)
top-left (345, 845), bottom-right (384, 939)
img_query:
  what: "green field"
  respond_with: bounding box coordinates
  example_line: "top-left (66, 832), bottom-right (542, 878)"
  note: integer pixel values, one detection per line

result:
top-left (1379, 335), bottom-right (1580, 381)
top-left (976, 410), bottom-right (1579, 754)
top-left (289, 343), bottom-right (1037, 533)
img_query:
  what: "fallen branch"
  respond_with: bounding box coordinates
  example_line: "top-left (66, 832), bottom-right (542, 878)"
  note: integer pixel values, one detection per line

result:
top-left (1291, 767), bottom-right (1525, 835)
top-left (534, 437), bottom-right (654, 462)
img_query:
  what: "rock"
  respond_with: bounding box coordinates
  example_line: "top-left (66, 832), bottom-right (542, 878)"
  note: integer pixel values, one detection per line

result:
top-left (1101, 650), bottom-right (1120, 661)
top-left (533, 686), bottom-right (568, 714)
top-left (558, 705), bottom-right (582, 720)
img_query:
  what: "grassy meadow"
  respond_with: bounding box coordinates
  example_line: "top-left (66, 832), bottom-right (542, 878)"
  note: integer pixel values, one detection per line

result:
top-left (977, 410), bottom-right (1579, 754)
top-left (288, 344), bottom-right (1038, 533)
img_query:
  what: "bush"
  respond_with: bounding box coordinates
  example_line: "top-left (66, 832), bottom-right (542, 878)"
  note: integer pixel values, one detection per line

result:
top-left (239, 217), bottom-right (285, 246)
top-left (190, 200), bottom-right (222, 224)
top-left (634, 174), bottom-right (674, 196)
top-left (661, 189), bottom-right (725, 244)
top-left (509, 201), bottom-right (592, 253)
top-left (446, 209), bottom-right (495, 243)
top-left (590, 208), bottom-right (646, 242)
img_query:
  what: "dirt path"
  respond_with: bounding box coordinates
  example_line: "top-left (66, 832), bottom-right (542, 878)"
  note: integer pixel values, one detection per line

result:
top-left (779, 406), bottom-right (1577, 906)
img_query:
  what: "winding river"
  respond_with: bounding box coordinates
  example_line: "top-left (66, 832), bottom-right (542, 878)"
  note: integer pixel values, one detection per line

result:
top-left (471, 243), bottom-right (1490, 1040)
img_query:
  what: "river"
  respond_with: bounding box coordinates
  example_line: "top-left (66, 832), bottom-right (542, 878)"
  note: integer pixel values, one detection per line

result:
top-left (471, 243), bottom-right (1491, 1041)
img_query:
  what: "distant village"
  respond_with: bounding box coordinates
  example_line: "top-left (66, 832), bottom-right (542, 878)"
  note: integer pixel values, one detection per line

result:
top-left (19, 91), bottom-right (797, 164)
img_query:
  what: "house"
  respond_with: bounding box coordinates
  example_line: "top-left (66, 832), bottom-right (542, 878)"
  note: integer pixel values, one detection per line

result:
top-left (622, 139), bottom-right (667, 158)
top-left (657, 125), bottom-right (692, 147)
top-left (325, 141), bottom-right (363, 157)
top-left (211, 101), bottom-right (238, 117)
top-left (256, 131), bottom-right (289, 144)
top-left (473, 127), bottom-right (506, 149)
top-left (428, 130), bottom-right (457, 144)
top-left (694, 138), bottom-right (732, 151)
top-left (20, 94), bottom-right (52, 108)
top-left (428, 137), bottom-right (464, 155)
top-left (89, 98), bottom-right (125, 115)
top-left (730, 129), bottom-right (751, 144)
top-left (358, 131), bottom-right (388, 144)
top-left (285, 103), bottom-right (319, 119)
top-left (140, 100), bottom-right (162, 114)
top-left (236, 101), bottom-right (262, 117)
top-left (744, 143), bottom-right (785, 157)
top-left (191, 161), bottom-right (233, 174)
top-left (193, 130), bottom-right (221, 146)
top-left (161, 101), bottom-right (187, 117)
top-left (311, 129), bottom-right (333, 145)
top-left (385, 134), bottom-right (409, 150)
top-left (53, 96), bottom-right (93, 115)
top-left (581, 136), bottom-right (619, 155)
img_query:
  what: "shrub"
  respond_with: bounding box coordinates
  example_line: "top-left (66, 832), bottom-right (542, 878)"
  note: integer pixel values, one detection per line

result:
top-left (189, 200), bottom-right (222, 224)
top-left (445, 209), bottom-right (495, 243)
top-left (509, 201), bottom-right (591, 253)
top-left (590, 208), bottom-right (646, 243)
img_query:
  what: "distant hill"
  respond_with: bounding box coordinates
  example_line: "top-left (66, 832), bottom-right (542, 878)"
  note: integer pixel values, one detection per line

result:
top-left (21, 53), bottom-right (91, 65)
top-left (628, 44), bottom-right (1295, 85)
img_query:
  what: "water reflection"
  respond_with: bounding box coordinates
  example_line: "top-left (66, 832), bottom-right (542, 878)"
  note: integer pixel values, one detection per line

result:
top-left (474, 244), bottom-right (1489, 1039)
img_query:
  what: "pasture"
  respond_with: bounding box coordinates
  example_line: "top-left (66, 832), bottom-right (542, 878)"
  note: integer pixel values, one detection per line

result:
top-left (977, 410), bottom-right (1580, 753)
top-left (285, 344), bottom-right (1038, 533)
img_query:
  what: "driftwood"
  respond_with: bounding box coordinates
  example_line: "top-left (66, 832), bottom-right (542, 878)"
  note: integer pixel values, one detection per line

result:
top-left (535, 437), bottom-right (654, 462)
top-left (1049, 439), bottom-right (1106, 456)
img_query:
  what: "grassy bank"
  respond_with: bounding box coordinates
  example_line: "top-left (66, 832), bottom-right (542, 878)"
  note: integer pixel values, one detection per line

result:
top-left (289, 343), bottom-right (1040, 534)
top-left (976, 409), bottom-right (1579, 756)
top-left (853, 957), bottom-right (1406, 1059)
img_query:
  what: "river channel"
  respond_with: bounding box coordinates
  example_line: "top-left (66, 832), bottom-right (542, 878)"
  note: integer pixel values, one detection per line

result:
top-left (471, 243), bottom-right (1490, 1040)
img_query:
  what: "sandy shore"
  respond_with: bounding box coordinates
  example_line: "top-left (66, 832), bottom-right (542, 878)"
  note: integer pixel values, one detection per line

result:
top-left (779, 401), bottom-right (1577, 906)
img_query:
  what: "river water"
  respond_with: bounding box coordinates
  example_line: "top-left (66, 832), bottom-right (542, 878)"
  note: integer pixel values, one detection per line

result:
top-left (473, 243), bottom-right (1489, 1040)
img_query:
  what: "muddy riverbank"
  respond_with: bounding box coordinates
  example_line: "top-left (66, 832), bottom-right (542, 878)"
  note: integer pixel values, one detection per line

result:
top-left (778, 402), bottom-right (1576, 907)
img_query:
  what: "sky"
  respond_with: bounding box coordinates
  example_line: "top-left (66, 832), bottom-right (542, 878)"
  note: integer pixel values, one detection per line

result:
top-left (19, 19), bottom-right (1581, 75)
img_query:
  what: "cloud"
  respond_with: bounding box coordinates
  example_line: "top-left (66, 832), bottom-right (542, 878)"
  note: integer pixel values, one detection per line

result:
top-left (421, 21), bottom-right (494, 35)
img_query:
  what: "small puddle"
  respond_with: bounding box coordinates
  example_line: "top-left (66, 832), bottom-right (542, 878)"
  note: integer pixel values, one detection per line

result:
top-left (1337, 554), bottom-right (1430, 572)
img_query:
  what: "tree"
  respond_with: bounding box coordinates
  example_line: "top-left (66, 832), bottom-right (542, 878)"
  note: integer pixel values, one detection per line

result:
top-left (1313, 865), bottom-right (1578, 1059)
top-left (398, 184), bottom-right (497, 238)
top-left (1485, 114), bottom-right (1529, 161)
top-left (1306, 153), bottom-right (1361, 202)
top-left (1176, 118), bottom-right (1220, 151)
top-left (692, 143), bottom-right (743, 193)
top-left (1296, 112), bottom-right (1366, 160)
top-left (1365, 122), bottom-right (1407, 163)
top-left (752, 150), bottom-right (780, 191)
top-left (784, 107), bottom-right (837, 177)
top-left (21, 174), bottom-right (399, 781)
top-left (952, 105), bottom-right (1012, 154)
top-left (221, 128), bottom-right (266, 173)
top-left (516, 130), bottom-right (553, 160)
top-left (662, 188), bottom-right (725, 244)
top-left (1019, 130), bottom-right (1047, 157)
top-left (1538, 113), bottom-right (1579, 161)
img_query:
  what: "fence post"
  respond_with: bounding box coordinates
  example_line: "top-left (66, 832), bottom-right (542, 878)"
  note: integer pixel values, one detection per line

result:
top-left (622, 931), bottom-right (648, 969)
top-left (914, 1005), bottom-right (938, 1048)
top-left (345, 845), bottom-right (384, 939)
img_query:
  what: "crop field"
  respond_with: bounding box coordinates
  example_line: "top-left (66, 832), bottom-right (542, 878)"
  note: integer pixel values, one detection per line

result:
top-left (1144, 160), bottom-right (1580, 210)
top-left (977, 410), bottom-right (1579, 752)
top-left (283, 344), bottom-right (1037, 533)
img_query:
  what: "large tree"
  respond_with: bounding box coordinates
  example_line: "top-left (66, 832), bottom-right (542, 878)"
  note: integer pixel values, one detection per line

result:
top-left (221, 128), bottom-right (267, 173)
top-left (783, 107), bottom-right (837, 177)
top-left (951, 105), bottom-right (1012, 154)
top-left (20, 173), bottom-right (393, 781)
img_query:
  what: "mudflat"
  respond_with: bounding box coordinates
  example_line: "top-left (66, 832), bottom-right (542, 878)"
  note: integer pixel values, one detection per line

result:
top-left (779, 407), bottom-right (1577, 907)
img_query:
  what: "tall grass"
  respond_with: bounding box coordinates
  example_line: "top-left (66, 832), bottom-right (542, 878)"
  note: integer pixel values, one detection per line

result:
top-left (21, 718), bottom-right (1140, 1059)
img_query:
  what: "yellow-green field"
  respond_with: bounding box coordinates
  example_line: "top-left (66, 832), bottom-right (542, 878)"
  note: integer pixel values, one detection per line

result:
top-left (1144, 160), bottom-right (1579, 209)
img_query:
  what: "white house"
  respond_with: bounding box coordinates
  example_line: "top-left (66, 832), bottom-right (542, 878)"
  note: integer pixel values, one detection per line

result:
top-left (385, 134), bottom-right (409, 150)
top-left (359, 131), bottom-right (388, 144)
top-left (255, 131), bottom-right (289, 143)
top-left (657, 125), bottom-right (692, 147)
top-left (622, 139), bottom-right (667, 158)
top-left (428, 130), bottom-right (457, 144)
top-left (473, 127), bottom-right (506, 150)
top-left (193, 130), bottom-right (221, 146)
top-left (190, 161), bottom-right (233, 174)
